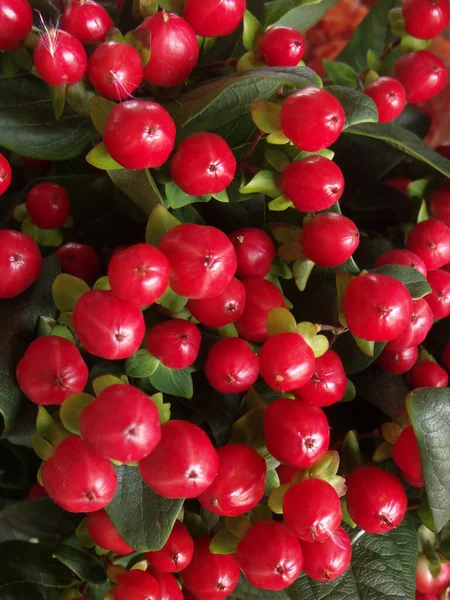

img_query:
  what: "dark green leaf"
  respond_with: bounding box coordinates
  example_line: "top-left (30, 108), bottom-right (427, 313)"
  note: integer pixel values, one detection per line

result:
top-left (147, 363), bottom-right (193, 399)
top-left (265, 0), bottom-right (339, 30)
top-left (0, 582), bottom-right (58, 600)
top-left (333, 332), bottom-right (386, 375)
top-left (85, 583), bottom-right (111, 600)
top-left (108, 169), bottom-right (163, 216)
top-left (327, 86), bottom-right (378, 128)
top-left (264, 0), bottom-right (319, 26)
top-left (352, 366), bottom-right (409, 418)
top-left (323, 61), bottom-right (358, 88)
top-left (53, 544), bottom-right (106, 585)
top-left (370, 264), bottom-right (431, 299)
top-left (232, 575), bottom-right (289, 599)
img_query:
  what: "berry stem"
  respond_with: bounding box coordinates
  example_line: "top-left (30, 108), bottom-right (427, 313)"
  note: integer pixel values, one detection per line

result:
top-left (316, 324), bottom-right (347, 336)
top-left (239, 130), bottom-right (264, 174)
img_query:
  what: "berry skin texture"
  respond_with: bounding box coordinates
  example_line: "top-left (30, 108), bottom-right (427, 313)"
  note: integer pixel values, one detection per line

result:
top-left (145, 521), bottom-right (194, 572)
top-left (283, 478), bottom-right (342, 543)
top-left (139, 420), bottom-right (219, 499)
top-left (276, 464), bottom-right (297, 485)
top-left (235, 521), bottom-right (303, 591)
top-left (410, 360), bottom-right (449, 389)
top-left (264, 398), bottom-right (330, 468)
top-left (114, 570), bottom-right (160, 600)
top-left (346, 466), bottom-right (407, 534)
top-left (159, 224), bottom-right (237, 300)
top-left (229, 228), bottom-right (276, 279)
top-left (407, 219), bottom-right (450, 271)
top-left (170, 133), bottom-right (236, 196)
top-left (148, 570), bottom-right (183, 600)
top-left (403, 0), bottom-right (450, 40)
top-left (393, 425), bottom-right (423, 487)
top-left (293, 349), bottom-right (347, 407)
top-left (376, 345), bottom-right (418, 375)
top-left (72, 290), bottom-right (145, 360)
top-left (103, 100), bottom-right (176, 170)
top-left (88, 41), bottom-right (143, 101)
top-left (363, 77), bottom-right (406, 124)
top-left (108, 243), bottom-right (169, 307)
top-left (204, 337), bottom-right (259, 394)
top-left (300, 526), bottom-right (351, 583)
top-left (61, 0), bottom-right (114, 43)
top-left (343, 273), bottom-right (413, 342)
top-left (416, 554), bottom-right (450, 595)
top-left (197, 444), bottom-right (266, 517)
top-left (430, 183), bottom-right (450, 226)
top-left (0, 230), bottom-right (42, 299)
top-left (375, 248), bottom-right (428, 278)
top-left (395, 51), bottom-right (447, 104)
top-left (281, 156), bottom-right (344, 212)
top-left (56, 243), bottom-right (100, 285)
top-left (0, 152), bottom-right (12, 196)
top-left (26, 183), bottom-right (71, 230)
top-left (87, 509), bottom-right (133, 555)
top-left (146, 319), bottom-right (201, 370)
top-left (183, 0), bottom-right (246, 37)
top-left (139, 12), bottom-right (199, 88)
top-left (259, 332), bottom-right (316, 392)
top-left (34, 29), bottom-right (88, 86)
top-left (301, 212), bottom-right (360, 267)
top-left (188, 277), bottom-right (246, 328)
top-left (235, 277), bottom-right (285, 342)
top-left (181, 536), bottom-right (240, 599)
top-left (16, 336), bottom-right (88, 406)
top-left (0, 0), bottom-right (33, 50)
top-left (425, 269), bottom-right (450, 319)
top-left (259, 27), bottom-right (305, 67)
top-left (42, 436), bottom-right (117, 513)
top-left (281, 87), bottom-right (345, 152)
top-left (389, 298), bottom-right (433, 354)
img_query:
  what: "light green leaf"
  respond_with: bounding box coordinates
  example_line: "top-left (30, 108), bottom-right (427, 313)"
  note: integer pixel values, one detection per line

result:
top-left (210, 529), bottom-right (240, 555)
top-left (86, 142), bottom-right (122, 170)
top-left (92, 375), bottom-right (123, 396)
top-left (268, 195), bottom-right (293, 211)
top-left (323, 61), bottom-right (358, 88)
top-left (265, 0), bottom-right (326, 27)
top-left (60, 393), bottom-right (95, 435)
top-left (240, 170), bottom-right (281, 198)
top-left (243, 10), bottom-right (263, 52)
top-left (266, 307), bottom-right (297, 336)
top-left (108, 169), bottom-right (163, 216)
top-left (88, 95), bottom-right (116, 136)
top-left (266, 0), bottom-right (339, 30)
top-left (145, 204), bottom-right (182, 247)
top-left (156, 285), bottom-right (188, 313)
top-left (52, 274), bottom-right (90, 314)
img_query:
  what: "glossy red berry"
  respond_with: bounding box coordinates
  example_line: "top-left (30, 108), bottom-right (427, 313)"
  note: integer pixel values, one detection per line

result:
top-left (114, 570), bottom-right (160, 600)
top-left (198, 444), bottom-right (266, 516)
top-left (183, 0), bottom-right (246, 37)
top-left (42, 436), bottom-right (117, 513)
top-left (410, 360), bottom-right (449, 388)
top-left (103, 100), bottom-right (176, 170)
top-left (204, 337), bottom-right (259, 394)
top-left (276, 464), bottom-right (297, 485)
top-left (159, 224), bottom-right (237, 300)
top-left (346, 466), bottom-right (407, 534)
top-left (0, 230), bottom-right (41, 299)
top-left (403, 0), bottom-right (450, 39)
top-left (34, 29), bottom-right (88, 86)
top-left (88, 41), bottom-right (143, 100)
top-left (139, 420), bottom-right (219, 498)
top-left (87, 509), bottom-right (133, 555)
top-left (259, 26), bottom-right (305, 66)
top-left (300, 526), bottom-right (351, 582)
top-left (395, 51), bottom-right (447, 104)
top-left (364, 77), bottom-right (406, 123)
top-left (281, 156), bottom-right (344, 212)
top-left (26, 183), bottom-right (70, 230)
top-left (426, 269), bottom-right (450, 318)
top-left (0, 153), bottom-right (12, 195)
top-left (416, 554), bottom-right (450, 595)
top-left (0, 0), bottom-right (33, 50)
top-left (148, 570), bottom-right (183, 600)
top-left (302, 212), bottom-right (359, 267)
top-left (236, 521), bottom-right (303, 591)
top-left (72, 290), bottom-right (145, 360)
top-left (139, 12), bottom-right (199, 88)
top-left (28, 482), bottom-right (48, 500)
top-left (293, 349), bottom-right (347, 407)
top-left (430, 183), bottom-right (450, 226)
top-left (62, 0), bottom-right (113, 43)
top-left (343, 273), bottom-right (413, 341)
top-left (235, 277), bottom-right (285, 342)
top-left (393, 425), bottom-right (423, 487)
top-left (375, 249), bottom-right (428, 278)
top-left (56, 243), bottom-right (100, 285)
top-left (145, 521), bottom-right (194, 572)
top-left (281, 87), bottom-right (345, 152)
top-left (407, 219), bottom-right (450, 271)
top-left (264, 398), bottom-right (330, 468)
top-left (146, 319), bottom-right (201, 370)
top-left (228, 228), bottom-right (276, 279)
top-left (376, 345), bottom-right (418, 375)
top-left (188, 277), bottom-right (246, 328)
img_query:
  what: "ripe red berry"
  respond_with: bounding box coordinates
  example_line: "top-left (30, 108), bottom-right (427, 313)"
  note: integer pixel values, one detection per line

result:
top-left (148, 570), bottom-right (183, 600)
top-left (88, 41), bottom-right (143, 100)
top-left (188, 277), bottom-right (246, 328)
top-left (103, 100), bottom-right (176, 170)
top-left (159, 224), bottom-right (237, 300)
top-left (343, 273), bottom-right (413, 341)
top-left (0, 230), bottom-right (41, 298)
top-left (259, 26), bottom-right (305, 67)
top-left (264, 398), bottom-right (330, 468)
top-left (293, 349), bottom-right (347, 407)
top-left (403, 0), bottom-right (450, 40)
top-left (28, 482), bottom-right (49, 500)
top-left (346, 466), bottom-right (407, 534)
top-left (87, 509), bottom-right (133, 555)
top-left (26, 183), bottom-right (71, 230)
top-left (34, 29), bottom-right (88, 86)
top-left (42, 436), bottom-right (117, 512)
top-left (281, 87), bottom-right (345, 152)
top-left (375, 248), bottom-right (428, 278)
top-left (183, 0), bottom-right (246, 37)
top-left (281, 156), bottom-right (344, 212)
top-left (395, 51), bottom-right (447, 104)
top-left (393, 425), bottom-right (423, 487)
top-left (376, 345), bottom-right (418, 375)
top-left (430, 183), bottom-right (450, 226)
top-left (235, 521), bottom-right (303, 591)
top-left (363, 77), bottom-right (406, 123)
top-left (145, 521), bottom-right (194, 572)
top-left (0, 0), bottom-right (33, 50)
top-left (198, 444), bottom-right (266, 516)
top-left (416, 554), bottom-right (450, 595)
top-left (56, 242), bottom-right (100, 285)
top-left (426, 269), bottom-right (450, 318)
top-left (204, 337), bottom-right (259, 393)
top-left (72, 290), bottom-right (145, 360)
top-left (114, 570), bottom-right (160, 600)
top-left (302, 212), bottom-right (359, 267)
top-left (410, 360), bottom-right (449, 388)
top-left (228, 228), bottom-right (276, 279)
top-left (0, 152), bottom-right (12, 195)
top-left (276, 464), bottom-right (297, 485)
top-left (139, 12), bottom-right (199, 88)
top-left (300, 526), bottom-right (351, 582)
top-left (61, 0), bottom-right (114, 43)
top-left (146, 319), bottom-right (201, 370)
top-left (235, 277), bottom-right (285, 342)
top-left (139, 420), bottom-right (219, 498)
top-left (407, 219), bottom-right (450, 271)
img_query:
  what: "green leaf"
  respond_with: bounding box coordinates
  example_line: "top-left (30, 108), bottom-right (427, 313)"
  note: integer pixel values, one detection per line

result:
top-left (266, 307), bottom-right (297, 336)
top-left (108, 169), bottom-right (163, 216)
top-left (53, 544), bottom-right (106, 585)
top-left (145, 204), bottom-right (182, 247)
top-left (370, 264), bottom-right (431, 299)
top-left (123, 29), bottom-right (151, 67)
top-left (149, 392), bottom-right (171, 424)
top-left (265, 0), bottom-right (328, 27)
top-left (327, 86), bottom-right (379, 128)
top-left (165, 182), bottom-right (211, 209)
top-left (52, 274), bottom-right (90, 313)
top-left (265, 469), bottom-right (280, 494)
top-left (243, 10), bottom-right (263, 52)
top-left (250, 101), bottom-right (282, 133)
top-left (0, 582), bottom-right (59, 600)
top-left (50, 85), bottom-right (66, 121)
top-left (106, 465), bottom-right (184, 552)
top-left (60, 393), bottom-right (95, 435)
top-left (333, 332), bottom-right (386, 375)
top-left (92, 375), bottom-right (123, 396)
top-left (20, 219), bottom-right (64, 247)
top-left (147, 363), bottom-right (193, 399)
top-left (417, 199), bottom-right (430, 223)
top-left (88, 95), bottom-right (116, 136)
top-left (125, 349), bottom-right (160, 379)
top-left (240, 170), bottom-right (281, 198)
top-left (86, 142), bottom-right (122, 170)
top-left (156, 285), bottom-right (188, 313)
top-left (323, 61), bottom-right (358, 88)
top-left (265, 0), bottom-right (339, 30)
top-left (210, 529), bottom-right (240, 554)
top-left (268, 195), bottom-right (294, 211)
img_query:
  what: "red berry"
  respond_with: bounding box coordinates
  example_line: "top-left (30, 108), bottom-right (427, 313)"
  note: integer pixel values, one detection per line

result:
top-left (383, 177), bottom-right (412, 195)
top-left (426, 269), bottom-right (450, 318)
top-left (389, 297), bottom-right (432, 354)
top-left (346, 466), bottom-right (407, 534)
top-left (300, 526), bottom-right (351, 582)
top-left (145, 521), bottom-right (194, 572)
top-left (56, 242), bottom-right (100, 285)
top-left (281, 88), bottom-right (345, 152)
top-left (72, 290), bottom-right (145, 360)
top-left (42, 436), bottom-right (117, 513)
top-left (363, 77), bottom-right (406, 123)
top-left (281, 156), bottom-right (344, 212)
top-left (204, 337), bottom-right (259, 394)
top-left (416, 554), bottom-right (450, 595)
top-left (183, 0), bottom-right (246, 37)
top-left (114, 570), bottom-right (160, 600)
top-left (410, 360), bottom-right (449, 388)
top-left (88, 41), bottom-right (143, 100)
top-left (375, 248), bottom-right (428, 278)
top-left (87, 509), bottom-right (133, 555)
top-left (0, 0), bottom-right (33, 50)
top-left (436, 143), bottom-right (450, 159)
top-left (159, 224), bottom-right (237, 300)
top-left (61, 0), bottom-right (114, 43)
top-left (415, 595), bottom-right (439, 600)
top-left (188, 277), bottom-right (246, 328)
top-left (26, 183), bottom-right (71, 230)
top-left (139, 420), bottom-right (219, 498)
top-left (259, 26), bottom-right (305, 67)
top-left (198, 444), bottom-right (266, 516)
top-left (0, 230), bottom-right (41, 298)
top-left (407, 219), bottom-right (450, 271)
top-left (393, 425), bottom-right (423, 487)
top-left (235, 277), bottom-right (285, 342)
top-left (264, 398), bottom-right (330, 468)
top-left (302, 212), bottom-right (359, 267)
top-left (343, 273), bottom-right (413, 342)
top-left (34, 29), bottom-right (88, 86)
top-left (0, 152), bottom-right (12, 195)
top-left (403, 0), bottom-right (450, 39)
top-left (376, 345), bottom-right (418, 375)
top-left (103, 100), bottom-right (176, 170)
top-left (235, 521), bottom-right (303, 591)
top-left (430, 183), bottom-right (450, 226)
top-left (228, 228), bottom-right (276, 279)
top-left (148, 570), bottom-right (183, 600)
top-left (276, 464), bottom-right (297, 485)
top-left (28, 482), bottom-right (48, 500)
top-left (293, 349), bottom-right (347, 407)
top-left (146, 319), bottom-right (201, 370)
top-left (139, 12), bottom-right (199, 88)
top-left (395, 51), bottom-right (447, 104)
